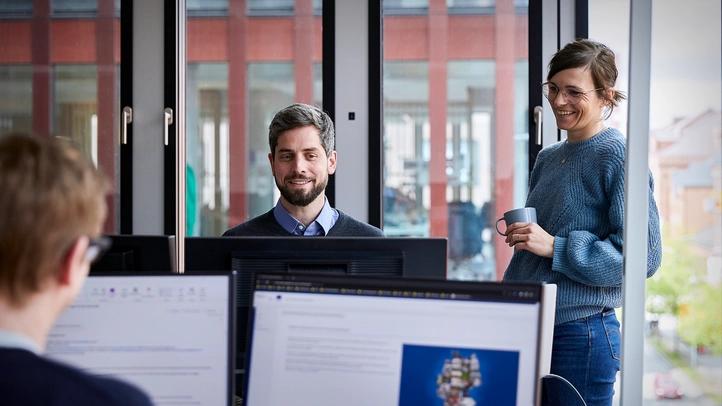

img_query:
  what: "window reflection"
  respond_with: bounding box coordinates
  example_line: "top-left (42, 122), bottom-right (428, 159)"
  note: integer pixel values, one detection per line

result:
top-left (187, 63), bottom-right (229, 236)
top-left (247, 0), bottom-right (321, 16)
top-left (446, 0), bottom-right (495, 15)
top-left (384, 62), bottom-right (430, 239)
top-left (52, 0), bottom-right (98, 16)
top-left (54, 65), bottom-right (98, 163)
top-left (187, 0), bottom-right (228, 17)
top-left (383, 0), bottom-right (428, 15)
top-left (0, 0), bottom-right (32, 16)
top-left (247, 62), bottom-right (295, 220)
top-left (0, 66), bottom-right (32, 135)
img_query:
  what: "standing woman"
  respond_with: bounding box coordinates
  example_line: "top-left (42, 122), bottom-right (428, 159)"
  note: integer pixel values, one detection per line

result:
top-left (501, 39), bottom-right (662, 406)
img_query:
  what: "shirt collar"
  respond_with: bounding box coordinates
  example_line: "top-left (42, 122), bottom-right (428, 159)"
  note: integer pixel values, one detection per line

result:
top-left (0, 328), bottom-right (41, 354)
top-left (273, 198), bottom-right (338, 236)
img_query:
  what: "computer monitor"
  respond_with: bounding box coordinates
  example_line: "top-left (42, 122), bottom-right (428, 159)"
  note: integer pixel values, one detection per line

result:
top-left (185, 236), bottom-right (448, 377)
top-left (185, 237), bottom-right (447, 277)
top-left (45, 273), bottom-right (236, 405)
top-left (244, 272), bottom-right (556, 406)
top-left (90, 235), bottom-right (176, 273)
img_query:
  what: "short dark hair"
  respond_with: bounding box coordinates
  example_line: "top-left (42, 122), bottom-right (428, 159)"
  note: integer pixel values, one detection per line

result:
top-left (268, 103), bottom-right (335, 158)
top-left (548, 38), bottom-right (627, 118)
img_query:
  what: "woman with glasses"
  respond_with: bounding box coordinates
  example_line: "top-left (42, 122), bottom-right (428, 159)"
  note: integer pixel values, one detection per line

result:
top-left (500, 39), bottom-right (662, 406)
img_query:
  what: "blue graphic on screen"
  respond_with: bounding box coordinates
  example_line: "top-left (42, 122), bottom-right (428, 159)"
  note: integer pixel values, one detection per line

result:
top-left (398, 344), bottom-right (519, 406)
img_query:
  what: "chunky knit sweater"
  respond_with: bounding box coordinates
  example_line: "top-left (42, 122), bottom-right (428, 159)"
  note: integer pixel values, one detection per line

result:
top-left (222, 209), bottom-right (386, 237)
top-left (503, 128), bottom-right (662, 324)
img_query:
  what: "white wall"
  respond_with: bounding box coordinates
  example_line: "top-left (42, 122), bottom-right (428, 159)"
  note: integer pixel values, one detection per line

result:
top-left (334, 1), bottom-right (370, 222)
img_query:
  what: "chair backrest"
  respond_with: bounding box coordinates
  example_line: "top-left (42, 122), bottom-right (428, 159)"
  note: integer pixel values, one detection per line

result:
top-left (541, 374), bottom-right (588, 406)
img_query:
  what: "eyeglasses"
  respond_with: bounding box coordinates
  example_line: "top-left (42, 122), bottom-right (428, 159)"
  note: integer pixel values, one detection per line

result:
top-left (85, 236), bottom-right (112, 264)
top-left (541, 82), bottom-right (603, 105)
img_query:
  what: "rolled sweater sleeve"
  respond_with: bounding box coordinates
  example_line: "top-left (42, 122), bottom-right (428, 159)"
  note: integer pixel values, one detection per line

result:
top-left (644, 171), bottom-right (663, 276)
top-left (551, 148), bottom-right (662, 286)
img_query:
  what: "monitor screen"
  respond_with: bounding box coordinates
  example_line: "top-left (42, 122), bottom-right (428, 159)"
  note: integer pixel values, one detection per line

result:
top-left (45, 273), bottom-right (235, 406)
top-left (185, 236), bottom-right (448, 373)
top-left (245, 272), bottom-right (550, 406)
top-left (90, 235), bottom-right (176, 273)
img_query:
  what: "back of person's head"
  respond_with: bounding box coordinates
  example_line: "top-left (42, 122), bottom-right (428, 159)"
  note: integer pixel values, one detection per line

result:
top-left (268, 103), bottom-right (335, 158)
top-left (0, 132), bottom-right (110, 307)
top-left (547, 38), bottom-right (626, 117)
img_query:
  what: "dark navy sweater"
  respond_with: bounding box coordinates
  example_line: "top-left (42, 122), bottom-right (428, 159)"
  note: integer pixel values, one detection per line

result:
top-left (223, 209), bottom-right (386, 237)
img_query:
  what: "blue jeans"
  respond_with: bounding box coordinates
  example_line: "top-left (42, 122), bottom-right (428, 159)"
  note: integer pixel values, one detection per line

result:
top-left (543, 308), bottom-right (621, 406)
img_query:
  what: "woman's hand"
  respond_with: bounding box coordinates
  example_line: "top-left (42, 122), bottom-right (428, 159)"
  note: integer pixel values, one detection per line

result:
top-left (504, 222), bottom-right (554, 258)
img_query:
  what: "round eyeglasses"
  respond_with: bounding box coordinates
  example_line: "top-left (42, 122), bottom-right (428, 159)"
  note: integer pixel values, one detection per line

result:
top-left (85, 236), bottom-right (112, 264)
top-left (542, 82), bottom-right (603, 105)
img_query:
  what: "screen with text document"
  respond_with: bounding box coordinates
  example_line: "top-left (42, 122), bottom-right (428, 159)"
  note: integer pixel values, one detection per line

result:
top-left (245, 273), bottom-right (544, 406)
top-left (46, 273), bottom-right (234, 406)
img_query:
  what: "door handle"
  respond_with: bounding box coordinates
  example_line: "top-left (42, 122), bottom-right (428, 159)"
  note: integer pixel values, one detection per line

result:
top-left (164, 108), bottom-right (173, 146)
top-left (121, 106), bottom-right (132, 144)
top-left (533, 105), bottom-right (543, 146)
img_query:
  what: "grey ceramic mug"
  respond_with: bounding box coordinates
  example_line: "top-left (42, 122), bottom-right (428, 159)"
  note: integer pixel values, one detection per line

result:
top-left (495, 207), bottom-right (537, 236)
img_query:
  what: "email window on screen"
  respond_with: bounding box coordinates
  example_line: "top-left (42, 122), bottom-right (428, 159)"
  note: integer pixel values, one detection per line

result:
top-left (45, 275), bottom-right (231, 406)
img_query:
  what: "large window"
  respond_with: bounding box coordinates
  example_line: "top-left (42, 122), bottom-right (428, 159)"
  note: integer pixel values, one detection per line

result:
top-left (186, 0), bottom-right (324, 236)
top-left (0, 0), bottom-right (121, 233)
top-left (382, 0), bottom-right (529, 281)
top-left (590, 0), bottom-right (721, 403)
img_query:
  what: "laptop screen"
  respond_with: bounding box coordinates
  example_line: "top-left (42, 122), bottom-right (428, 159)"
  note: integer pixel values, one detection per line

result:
top-left (46, 273), bottom-right (235, 406)
top-left (245, 272), bottom-right (549, 406)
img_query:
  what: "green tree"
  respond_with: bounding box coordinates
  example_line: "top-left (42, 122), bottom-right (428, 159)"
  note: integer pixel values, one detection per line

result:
top-left (678, 283), bottom-right (722, 354)
top-left (645, 237), bottom-right (702, 318)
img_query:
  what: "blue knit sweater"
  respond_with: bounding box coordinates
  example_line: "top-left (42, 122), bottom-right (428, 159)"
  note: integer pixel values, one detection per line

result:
top-left (503, 128), bottom-right (662, 324)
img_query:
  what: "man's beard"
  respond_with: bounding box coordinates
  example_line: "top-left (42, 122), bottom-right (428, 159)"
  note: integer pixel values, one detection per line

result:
top-left (276, 175), bottom-right (327, 207)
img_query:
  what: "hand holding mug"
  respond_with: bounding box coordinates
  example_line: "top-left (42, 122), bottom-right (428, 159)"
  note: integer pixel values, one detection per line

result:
top-left (495, 207), bottom-right (537, 236)
top-left (496, 208), bottom-right (554, 257)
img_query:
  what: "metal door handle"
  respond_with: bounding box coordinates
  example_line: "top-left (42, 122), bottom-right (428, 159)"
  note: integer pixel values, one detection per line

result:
top-left (533, 106), bottom-right (543, 145)
top-left (164, 108), bottom-right (173, 146)
top-left (121, 106), bottom-right (132, 144)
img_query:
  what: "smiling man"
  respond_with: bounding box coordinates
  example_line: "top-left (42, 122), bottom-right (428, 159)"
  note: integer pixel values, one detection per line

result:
top-left (223, 103), bottom-right (385, 237)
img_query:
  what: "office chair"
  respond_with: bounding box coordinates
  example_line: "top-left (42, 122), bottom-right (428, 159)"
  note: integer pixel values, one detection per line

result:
top-left (541, 373), bottom-right (587, 406)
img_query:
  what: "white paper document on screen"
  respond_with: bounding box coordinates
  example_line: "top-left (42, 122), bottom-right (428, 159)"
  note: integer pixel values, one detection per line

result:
top-left (45, 276), bottom-right (231, 406)
top-left (246, 292), bottom-right (541, 406)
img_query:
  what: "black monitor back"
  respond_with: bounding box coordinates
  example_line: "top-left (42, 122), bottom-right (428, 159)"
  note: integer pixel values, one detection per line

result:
top-left (185, 236), bottom-right (448, 379)
top-left (185, 236), bottom-right (447, 278)
top-left (91, 235), bottom-right (176, 273)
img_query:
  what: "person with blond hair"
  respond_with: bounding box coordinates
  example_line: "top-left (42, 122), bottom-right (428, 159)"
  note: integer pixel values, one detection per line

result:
top-left (0, 133), bottom-right (153, 405)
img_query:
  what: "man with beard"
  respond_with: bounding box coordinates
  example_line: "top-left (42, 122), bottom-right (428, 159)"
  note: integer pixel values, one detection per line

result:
top-left (223, 103), bottom-right (385, 237)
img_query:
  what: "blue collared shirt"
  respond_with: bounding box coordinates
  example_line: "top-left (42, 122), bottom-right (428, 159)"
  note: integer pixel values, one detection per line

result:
top-left (273, 198), bottom-right (339, 236)
top-left (0, 328), bottom-right (41, 354)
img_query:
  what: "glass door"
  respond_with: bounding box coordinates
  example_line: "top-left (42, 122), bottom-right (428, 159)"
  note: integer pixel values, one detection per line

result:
top-left (0, 0), bottom-right (123, 233)
top-left (184, 0), bottom-right (325, 237)
top-left (379, 0), bottom-right (533, 281)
